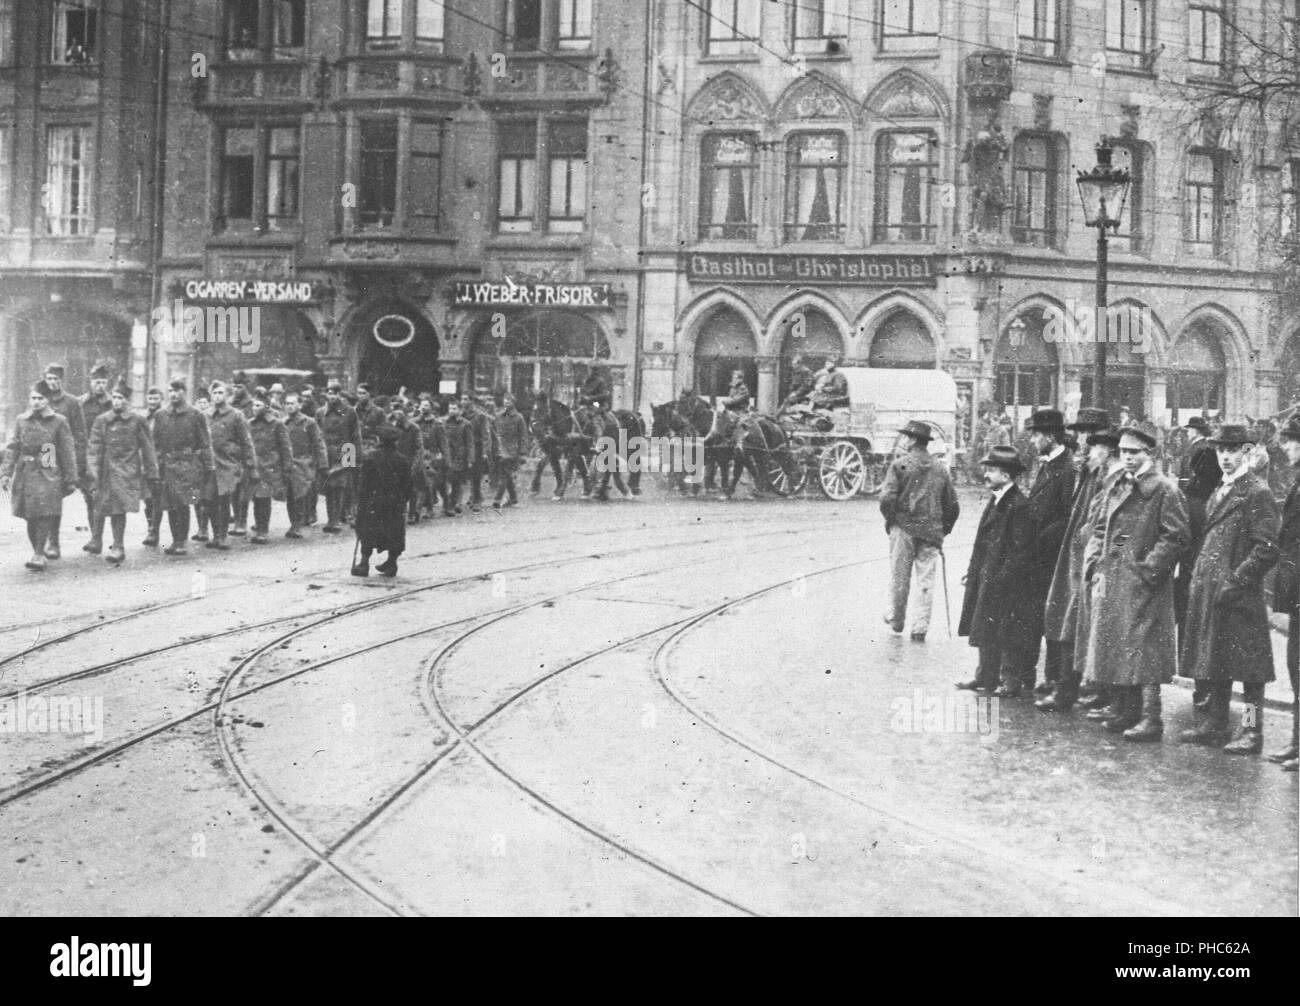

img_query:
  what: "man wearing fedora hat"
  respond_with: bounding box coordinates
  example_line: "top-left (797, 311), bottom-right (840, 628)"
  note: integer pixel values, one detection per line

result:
top-left (86, 379), bottom-right (158, 565)
top-left (1176, 415), bottom-right (1222, 625)
top-left (1079, 421), bottom-right (1189, 740)
top-left (957, 445), bottom-right (1039, 695)
top-left (879, 420), bottom-right (959, 641)
top-left (1268, 416), bottom-right (1300, 770)
top-left (1179, 423), bottom-right (1280, 754)
top-left (1037, 408), bottom-right (1112, 712)
top-left (1023, 407), bottom-right (1077, 695)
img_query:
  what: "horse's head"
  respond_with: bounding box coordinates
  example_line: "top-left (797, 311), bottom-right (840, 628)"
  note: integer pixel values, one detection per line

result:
top-left (650, 402), bottom-right (675, 439)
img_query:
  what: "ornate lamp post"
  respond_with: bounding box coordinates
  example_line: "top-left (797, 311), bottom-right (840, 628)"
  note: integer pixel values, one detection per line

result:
top-left (1075, 145), bottom-right (1131, 410)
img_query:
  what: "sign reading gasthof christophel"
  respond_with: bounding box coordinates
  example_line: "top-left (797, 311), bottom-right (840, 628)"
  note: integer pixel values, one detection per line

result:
top-left (683, 253), bottom-right (936, 286)
top-left (182, 279), bottom-right (323, 304)
top-left (453, 280), bottom-right (612, 308)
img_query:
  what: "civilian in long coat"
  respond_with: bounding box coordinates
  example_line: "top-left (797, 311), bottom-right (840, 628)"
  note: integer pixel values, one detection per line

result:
top-left (1079, 425), bottom-right (1189, 740)
top-left (41, 364), bottom-right (86, 558)
top-left (352, 426), bottom-right (414, 578)
top-left (1178, 424), bottom-right (1280, 755)
top-left (204, 381), bottom-right (259, 549)
top-left (87, 381), bottom-right (159, 564)
top-left (151, 380), bottom-right (215, 553)
top-left (1038, 410), bottom-right (1113, 711)
top-left (1268, 417), bottom-right (1300, 770)
top-left (245, 391), bottom-right (292, 543)
top-left (1, 383), bottom-right (78, 570)
top-left (316, 384), bottom-right (360, 532)
top-left (282, 392), bottom-right (327, 537)
top-left (956, 446), bottom-right (1039, 696)
top-left (1022, 408), bottom-right (1077, 693)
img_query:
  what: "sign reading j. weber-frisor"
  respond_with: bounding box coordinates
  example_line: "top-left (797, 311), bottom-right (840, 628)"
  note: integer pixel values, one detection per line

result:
top-left (452, 280), bottom-right (613, 308)
top-left (683, 252), bottom-right (936, 286)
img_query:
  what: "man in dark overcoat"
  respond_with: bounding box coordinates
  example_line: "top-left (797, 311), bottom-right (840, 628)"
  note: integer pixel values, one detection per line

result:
top-left (1, 382), bottom-right (78, 570)
top-left (1021, 407), bottom-right (1076, 694)
top-left (204, 380), bottom-right (259, 551)
top-left (1179, 424), bottom-right (1281, 754)
top-left (40, 363), bottom-right (86, 559)
top-left (956, 446), bottom-right (1039, 696)
top-left (1079, 423), bottom-right (1189, 740)
top-left (463, 393), bottom-right (498, 513)
top-left (79, 361), bottom-right (115, 553)
top-left (493, 393), bottom-right (530, 509)
top-left (151, 379), bottom-right (215, 555)
top-left (282, 392), bottom-right (327, 538)
top-left (316, 381), bottom-right (360, 534)
top-left (352, 425), bottom-right (413, 578)
top-left (1268, 417), bottom-right (1300, 770)
top-left (1037, 408), bottom-right (1111, 712)
top-left (1175, 415), bottom-right (1222, 624)
top-left (441, 400), bottom-right (473, 516)
top-left (412, 395), bottom-right (444, 519)
top-left (87, 379), bottom-right (158, 565)
top-left (141, 386), bottom-right (164, 545)
top-left (245, 389), bottom-right (292, 544)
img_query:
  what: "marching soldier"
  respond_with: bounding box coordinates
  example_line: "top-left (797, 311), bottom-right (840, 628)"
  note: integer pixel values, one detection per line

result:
top-left (228, 371), bottom-right (255, 535)
top-left (441, 399), bottom-right (473, 516)
top-left (282, 392), bottom-right (327, 539)
top-left (1079, 422), bottom-right (1189, 740)
top-left (80, 361), bottom-right (115, 553)
top-left (1, 381), bottom-right (78, 570)
top-left (1022, 408), bottom-right (1076, 695)
top-left (879, 419), bottom-right (960, 642)
top-left (462, 393), bottom-right (497, 513)
top-left (1179, 424), bottom-right (1281, 755)
top-left (1268, 416), bottom-right (1300, 771)
top-left (352, 425), bottom-right (413, 579)
top-left (493, 393), bottom-right (529, 510)
top-left (204, 380), bottom-right (259, 551)
top-left (39, 363), bottom-right (86, 560)
top-left (956, 446), bottom-right (1039, 695)
top-left (316, 381), bottom-right (359, 534)
top-left (151, 379), bottom-right (214, 555)
top-left (86, 379), bottom-right (159, 565)
top-left (580, 365), bottom-right (611, 409)
top-left (141, 386), bottom-right (165, 545)
top-left (298, 384), bottom-right (321, 526)
top-left (1038, 408), bottom-right (1111, 712)
top-left (384, 401), bottom-right (424, 523)
top-left (245, 388), bottom-right (292, 544)
top-left (413, 395), bottom-right (444, 519)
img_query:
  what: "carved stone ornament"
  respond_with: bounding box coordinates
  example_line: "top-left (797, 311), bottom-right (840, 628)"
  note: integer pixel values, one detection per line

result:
top-left (871, 74), bottom-right (941, 120)
top-left (780, 76), bottom-right (851, 120)
top-left (212, 255), bottom-right (294, 280)
top-left (695, 75), bottom-right (764, 122)
top-left (962, 111), bottom-right (1009, 234)
top-left (1120, 103), bottom-right (1141, 138)
top-left (1033, 94), bottom-right (1053, 131)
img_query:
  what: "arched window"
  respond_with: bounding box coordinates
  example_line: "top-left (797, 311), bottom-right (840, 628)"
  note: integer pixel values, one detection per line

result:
top-left (1168, 321), bottom-right (1227, 418)
top-left (694, 306), bottom-right (758, 401)
top-left (778, 308), bottom-right (843, 397)
top-left (471, 310), bottom-right (608, 405)
top-left (868, 309), bottom-right (935, 368)
top-left (874, 131), bottom-right (937, 242)
top-left (784, 132), bottom-right (846, 242)
top-left (699, 132), bottom-right (758, 240)
top-left (996, 310), bottom-right (1058, 414)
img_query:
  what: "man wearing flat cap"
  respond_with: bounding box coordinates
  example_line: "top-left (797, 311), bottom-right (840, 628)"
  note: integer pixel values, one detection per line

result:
top-left (1179, 424), bottom-right (1280, 755)
top-left (1079, 421), bottom-right (1189, 739)
top-left (38, 364), bottom-right (86, 559)
top-left (957, 446), bottom-right (1039, 695)
top-left (879, 420), bottom-right (959, 641)
top-left (86, 379), bottom-right (158, 565)
top-left (1023, 407), bottom-right (1077, 696)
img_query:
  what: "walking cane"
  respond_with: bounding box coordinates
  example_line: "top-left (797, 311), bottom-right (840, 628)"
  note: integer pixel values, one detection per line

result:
top-left (940, 547), bottom-right (953, 638)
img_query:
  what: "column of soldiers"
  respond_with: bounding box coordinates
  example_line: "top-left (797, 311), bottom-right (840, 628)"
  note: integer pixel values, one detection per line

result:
top-left (948, 406), bottom-right (1298, 770)
top-left (1, 364), bottom-right (532, 571)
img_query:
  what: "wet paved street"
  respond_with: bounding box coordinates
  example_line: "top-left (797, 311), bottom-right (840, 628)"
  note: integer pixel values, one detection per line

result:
top-left (0, 484), bottom-right (1295, 916)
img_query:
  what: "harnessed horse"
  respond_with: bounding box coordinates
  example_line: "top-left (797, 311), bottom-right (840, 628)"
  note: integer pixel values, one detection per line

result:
top-left (573, 403), bottom-right (644, 500)
top-left (704, 407), bottom-right (799, 499)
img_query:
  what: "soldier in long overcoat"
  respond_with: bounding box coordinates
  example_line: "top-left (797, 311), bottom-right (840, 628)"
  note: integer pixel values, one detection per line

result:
top-left (1, 382), bottom-right (78, 570)
top-left (412, 397), bottom-right (444, 518)
top-left (1179, 424), bottom-right (1280, 755)
top-left (228, 370), bottom-right (255, 534)
top-left (493, 393), bottom-right (530, 508)
top-left (141, 387), bottom-right (165, 545)
top-left (440, 400), bottom-right (473, 515)
top-left (1079, 424), bottom-right (1189, 740)
top-left (1037, 409), bottom-right (1112, 712)
top-left (79, 361), bottom-right (115, 551)
top-left (1175, 416), bottom-right (1222, 623)
top-left (40, 363), bottom-right (86, 559)
top-left (352, 426), bottom-right (413, 578)
top-left (956, 446), bottom-right (1039, 695)
top-left (1022, 408), bottom-right (1076, 694)
top-left (204, 380), bottom-right (259, 550)
top-left (282, 391), bottom-right (327, 538)
top-left (316, 382), bottom-right (360, 533)
top-left (86, 380), bottom-right (159, 565)
top-left (245, 389), bottom-right (292, 543)
top-left (150, 379), bottom-right (214, 554)
top-left (1269, 416), bottom-right (1300, 770)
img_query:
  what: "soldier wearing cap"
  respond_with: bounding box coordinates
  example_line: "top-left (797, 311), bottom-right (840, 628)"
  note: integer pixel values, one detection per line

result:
top-left (281, 391), bottom-right (327, 538)
top-left (493, 393), bottom-right (529, 510)
top-left (720, 370), bottom-right (751, 412)
top-left (79, 361), bottom-right (115, 552)
top-left (1176, 415), bottom-right (1223, 624)
top-left (86, 379), bottom-right (158, 565)
top-left (879, 419), bottom-right (959, 641)
top-left (316, 380), bottom-right (360, 533)
top-left (227, 371), bottom-right (256, 535)
top-left (1022, 407), bottom-right (1077, 696)
top-left (36, 364), bottom-right (85, 559)
top-left (1037, 408), bottom-right (1112, 712)
top-left (246, 387), bottom-right (293, 544)
top-left (141, 386), bottom-right (165, 544)
top-left (440, 399), bottom-right (473, 515)
top-left (1267, 416), bottom-right (1300, 771)
top-left (412, 395), bottom-right (445, 519)
top-left (352, 424), bottom-right (413, 579)
top-left (1, 381), bottom-right (78, 570)
top-left (461, 393), bottom-right (498, 513)
top-left (1078, 421), bottom-right (1189, 740)
top-left (782, 354), bottom-right (816, 410)
top-left (1179, 423), bottom-right (1281, 755)
top-left (956, 445), bottom-right (1039, 694)
top-left (149, 379), bottom-right (215, 554)
top-left (204, 380), bottom-right (258, 550)
top-left (810, 356), bottom-right (849, 410)
top-left (296, 384), bottom-right (321, 525)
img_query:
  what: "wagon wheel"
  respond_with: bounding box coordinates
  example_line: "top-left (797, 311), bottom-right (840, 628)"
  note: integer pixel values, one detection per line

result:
top-left (765, 452), bottom-right (806, 496)
top-left (819, 440), bottom-right (866, 500)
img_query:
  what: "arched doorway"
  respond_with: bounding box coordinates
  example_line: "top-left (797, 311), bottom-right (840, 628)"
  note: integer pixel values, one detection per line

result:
top-left (778, 308), bottom-right (844, 402)
top-left (1168, 321), bottom-right (1227, 424)
top-left (469, 310), bottom-right (609, 412)
top-left (693, 306), bottom-right (758, 403)
top-left (1080, 339), bottom-right (1146, 419)
top-left (12, 305), bottom-right (132, 393)
top-left (868, 309), bottom-right (936, 368)
top-left (196, 306), bottom-right (325, 391)
top-left (995, 309), bottom-right (1059, 428)
top-left (352, 299), bottom-right (440, 396)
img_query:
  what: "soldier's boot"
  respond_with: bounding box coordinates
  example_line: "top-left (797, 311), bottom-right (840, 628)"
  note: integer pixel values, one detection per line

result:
top-left (1179, 684), bottom-right (1231, 745)
top-left (1224, 694), bottom-right (1264, 755)
top-left (1266, 703), bottom-right (1298, 763)
top-left (44, 515), bottom-right (62, 559)
top-left (82, 515), bottom-right (104, 554)
top-left (1105, 687), bottom-right (1143, 733)
top-left (1085, 700), bottom-right (1121, 722)
top-left (143, 509), bottom-right (161, 546)
top-left (1124, 685), bottom-right (1163, 742)
top-left (352, 547), bottom-right (370, 577)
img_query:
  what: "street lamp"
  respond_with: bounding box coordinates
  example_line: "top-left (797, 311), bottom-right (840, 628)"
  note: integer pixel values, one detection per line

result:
top-left (1076, 145), bottom-right (1131, 411)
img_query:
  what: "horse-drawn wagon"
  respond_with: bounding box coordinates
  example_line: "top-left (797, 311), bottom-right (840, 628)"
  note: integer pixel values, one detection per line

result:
top-left (773, 367), bottom-right (958, 500)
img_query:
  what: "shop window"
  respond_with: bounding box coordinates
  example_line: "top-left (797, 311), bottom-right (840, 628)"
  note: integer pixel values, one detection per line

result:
top-left (995, 312), bottom-right (1057, 411)
top-left (874, 131), bottom-right (937, 242)
top-left (868, 310), bottom-right (936, 368)
top-left (694, 307), bottom-right (758, 402)
top-left (784, 132), bottom-right (846, 242)
top-left (1168, 323), bottom-right (1226, 418)
top-left (779, 309), bottom-right (843, 399)
top-left (472, 311), bottom-right (609, 402)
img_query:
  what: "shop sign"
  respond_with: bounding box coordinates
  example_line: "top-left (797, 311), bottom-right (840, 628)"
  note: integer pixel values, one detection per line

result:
top-left (181, 279), bottom-right (322, 304)
top-left (682, 253), bottom-right (936, 287)
top-left (452, 280), bottom-right (612, 309)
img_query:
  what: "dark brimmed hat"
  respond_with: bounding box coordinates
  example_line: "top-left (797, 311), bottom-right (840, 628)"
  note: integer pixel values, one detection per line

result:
top-left (1185, 416), bottom-right (1212, 434)
top-left (377, 425), bottom-right (402, 445)
top-left (168, 378), bottom-right (187, 392)
top-left (1117, 422), bottom-right (1158, 449)
top-left (898, 419), bottom-right (933, 443)
top-left (208, 379), bottom-right (227, 392)
top-left (1209, 424), bottom-right (1256, 447)
top-left (1068, 407), bottom-right (1110, 432)
top-left (979, 445), bottom-right (1026, 475)
top-left (32, 380), bottom-right (55, 399)
top-left (1025, 408), bottom-right (1066, 434)
top-left (1279, 417), bottom-right (1300, 442)
top-left (1088, 426), bottom-right (1121, 447)
top-left (110, 378), bottom-right (132, 398)
top-left (89, 362), bottom-right (112, 380)
top-left (231, 370), bottom-right (249, 385)
top-left (44, 363), bottom-right (66, 379)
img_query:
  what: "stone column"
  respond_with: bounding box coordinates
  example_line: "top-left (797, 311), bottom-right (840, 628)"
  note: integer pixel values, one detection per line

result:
top-left (756, 356), bottom-right (778, 414)
top-left (1147, 366), bottom-right (1168, 424)
top-left (1255, 369), bottom-right (1282, 418)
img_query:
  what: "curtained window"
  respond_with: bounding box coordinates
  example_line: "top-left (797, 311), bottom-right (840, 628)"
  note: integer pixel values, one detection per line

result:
top-left (700, 133), bottom-right (757, 240)
top-left (785, 133), bottom-right (845, 242)
top-left (874, 131), bottom-right (936, 242)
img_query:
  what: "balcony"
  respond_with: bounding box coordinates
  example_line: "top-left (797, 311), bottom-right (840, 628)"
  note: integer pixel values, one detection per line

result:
top-left (334, 55), bottom-right (462, 109)
top-left (480, 52), bottom-right (612, 110)
top-left (198, 60), bottom-right (315, 111)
